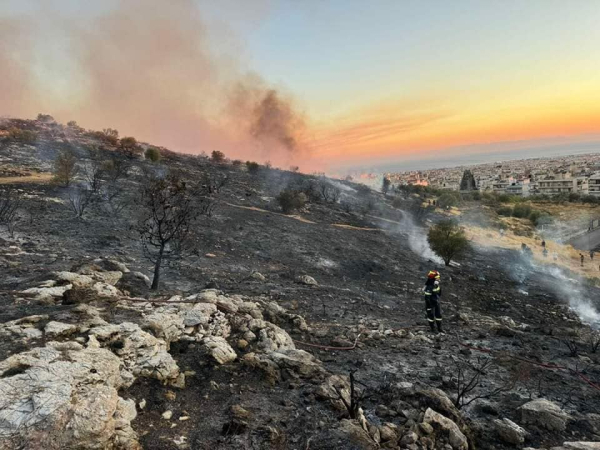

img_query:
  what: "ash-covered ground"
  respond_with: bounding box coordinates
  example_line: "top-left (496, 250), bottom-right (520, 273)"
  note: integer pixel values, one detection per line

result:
top-left (1, 118), bottom-right (600, 450)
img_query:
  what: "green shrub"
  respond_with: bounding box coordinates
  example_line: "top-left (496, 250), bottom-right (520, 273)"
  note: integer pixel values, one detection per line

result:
top-left (277, 189), bottom-right (307, 213)
top-left (246, 161), bottom-right (260, 174)
top-left (8, 127), bottom-right (37, 144)
top-left (496, 206), bottom-right (513, 216)
top-left (232, 159), bottom-right (242, 167)
top-left (534, 213), bottom-right (553, 227)
top-left (119, 137), bottom-right (142, 157)
top-left (497, 194), bottom-right (510, 203)
top-left (437, 192), bottom-right (460, 209)
top-left (528, 210), bottom-right (542, 224)
top-left (144, 147), bottom-right (161, 162)
top-left (512, 203), bottom-right (532, 218)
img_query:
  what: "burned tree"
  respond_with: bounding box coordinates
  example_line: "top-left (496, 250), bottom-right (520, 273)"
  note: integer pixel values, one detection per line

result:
top-left (382, 177), bottom-right (391, 196)
top-left (137, 174), bottom-right (214, 290)
top-left (0, 188), bottom-right (22, 237)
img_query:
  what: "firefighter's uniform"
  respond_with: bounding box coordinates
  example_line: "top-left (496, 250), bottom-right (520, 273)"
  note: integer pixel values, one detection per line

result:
top-left (424, 271), bottom-right (442, 332)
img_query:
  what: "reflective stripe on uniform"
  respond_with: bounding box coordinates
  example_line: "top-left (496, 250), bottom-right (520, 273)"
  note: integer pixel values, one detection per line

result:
top-left (435, 318), bottom-right (442, 321)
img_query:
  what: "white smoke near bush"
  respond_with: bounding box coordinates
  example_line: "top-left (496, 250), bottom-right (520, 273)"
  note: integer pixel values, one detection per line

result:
top-left (371, 206), bottom-right (444, 265)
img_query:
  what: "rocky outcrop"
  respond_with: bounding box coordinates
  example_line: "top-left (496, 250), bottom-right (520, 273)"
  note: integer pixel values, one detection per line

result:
top-left (0, 342), bottom-right (139, 450)
top-left (89, 322), bottom-right (180, 383)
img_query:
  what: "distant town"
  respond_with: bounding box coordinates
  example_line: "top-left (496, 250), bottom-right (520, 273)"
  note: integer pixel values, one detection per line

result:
top-left (383, 152), bottom-right (600, 197)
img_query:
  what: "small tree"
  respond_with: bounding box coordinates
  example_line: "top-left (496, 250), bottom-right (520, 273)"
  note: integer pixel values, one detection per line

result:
top-left (144, 147), bottom-right (161, 162)
top-left (382, 177), bottom-right (391, 196)
top-left (211, 150), bottom-right (225, 163)
top-left (53, 149), bottom-right (78, 187)
top-left (246, 161), bottom-right (260, 174)
top-left (428, 219), bottom-right (468, 266)
top-left (137, 174), bottom-right (215, 290)
top-left (119, 137), bottom-right (141, 157)
top-left (101, 128), bottom-right (119, 145)
top-left (437, 192), bottom-right (460, 209)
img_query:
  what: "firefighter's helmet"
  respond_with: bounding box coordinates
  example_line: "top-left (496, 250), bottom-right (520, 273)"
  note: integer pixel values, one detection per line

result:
top-left (427, 270), bottom-right (440, 280)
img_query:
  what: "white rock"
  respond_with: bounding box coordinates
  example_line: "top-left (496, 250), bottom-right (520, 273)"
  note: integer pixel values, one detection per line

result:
top-left (519, 399), bottom-right (570, 432)
top-left (143, 311), bottom-right (184, 345)
top-left (132, 271), bottom-right (151, 285)
top-left (562, 443), bottom-right (600, 450)
top-left (54, 271), bottom-right (94, 287)
top-left (44, 321), bottom-right (77, 338)
top-left (257, 323), bottom-right (296, 352)
top-left (91, 282), bottom-right (121, 298)
top-left (202, 336), bottom-right (237, 364)
top-left (91, 270), bottom-right (123, 286)
top-left (90, 322), bottom-right (180, 383)
top-left (162, 410), bottom-right (173, 420)
top-left (423, 408), bottom-right (468, 450)
top-left (494, 418), bottom-right (527, 444)
top-left (296, 275), bottom-right (318, 286)
top-left (0, 343), bottom-right (138, 449)
top-left (22, 284), bottom-right (72, 301)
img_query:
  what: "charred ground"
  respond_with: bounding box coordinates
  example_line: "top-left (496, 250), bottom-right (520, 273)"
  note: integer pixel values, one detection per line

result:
top-left (1, 118), bottom-right (600, 450)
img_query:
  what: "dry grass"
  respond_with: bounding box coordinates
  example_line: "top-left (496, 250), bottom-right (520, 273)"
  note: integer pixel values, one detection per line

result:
top-left (0, 173), bottom-right (53, 185)
top-left (465, 225), bottom-right (600, 280)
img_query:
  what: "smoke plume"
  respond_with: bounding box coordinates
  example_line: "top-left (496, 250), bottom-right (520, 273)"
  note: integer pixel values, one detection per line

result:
top-left (0, 0), bottom-right (311, 169)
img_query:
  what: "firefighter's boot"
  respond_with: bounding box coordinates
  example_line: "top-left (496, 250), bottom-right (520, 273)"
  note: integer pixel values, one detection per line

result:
top-left (436, 321), bottom-right (443, 333)
top-left (429, 322), bottom-right (436, 333)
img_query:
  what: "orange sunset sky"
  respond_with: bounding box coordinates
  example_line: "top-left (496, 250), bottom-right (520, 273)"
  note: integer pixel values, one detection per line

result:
top-left (2, 0), bottom-right (600, 173)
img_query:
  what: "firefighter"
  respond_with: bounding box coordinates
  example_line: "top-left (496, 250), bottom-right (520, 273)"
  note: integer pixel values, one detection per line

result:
top-left (424, 271), bottom-right (443, 333)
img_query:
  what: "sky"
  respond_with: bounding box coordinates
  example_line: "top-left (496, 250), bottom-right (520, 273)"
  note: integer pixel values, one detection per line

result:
top-left (2, 0), bottom-right (600, 173)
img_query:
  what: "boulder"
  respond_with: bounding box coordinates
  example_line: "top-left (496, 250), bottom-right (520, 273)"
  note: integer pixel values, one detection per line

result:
top-left (202, 336), bottom-right (237, 364)
top-left (296, 275), bottom-right (318, 286)
top-left (44, 321), bottom-right (77, 338)
top-left (116, 272), bottom-right (150, 297)
top-left (520, 399), bottom-right (570, 432)
top-left (311, 419), bottom-right (378, 450)
top-left (423, 408), bottom-right (468, 450)
top-left (494, 418), bottom-right (527, 445)
top-left (243, 349), bottom-right (325, 383)
top-left (97, 259), bottom-right (130, 273)
top-left (250, 272), bottom-right (266, 282)
top-left (257, 323), bottom-right (296, 352)
top-left (315, 374), bottom-right (352, 412)
top-left (0, 342), bottom-right (139, 449)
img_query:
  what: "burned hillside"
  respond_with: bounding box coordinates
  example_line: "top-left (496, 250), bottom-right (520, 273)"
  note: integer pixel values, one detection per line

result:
top-left (1, 117), bottom-right (600, 450)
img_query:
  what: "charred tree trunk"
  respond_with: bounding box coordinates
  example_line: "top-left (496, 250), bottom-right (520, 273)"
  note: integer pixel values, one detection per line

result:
top-left (151, 244), bottom-right (165, 290)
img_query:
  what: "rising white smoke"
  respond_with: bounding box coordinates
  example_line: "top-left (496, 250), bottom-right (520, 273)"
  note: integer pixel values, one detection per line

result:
top-left (511, 252), bottom-right (600, 327)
